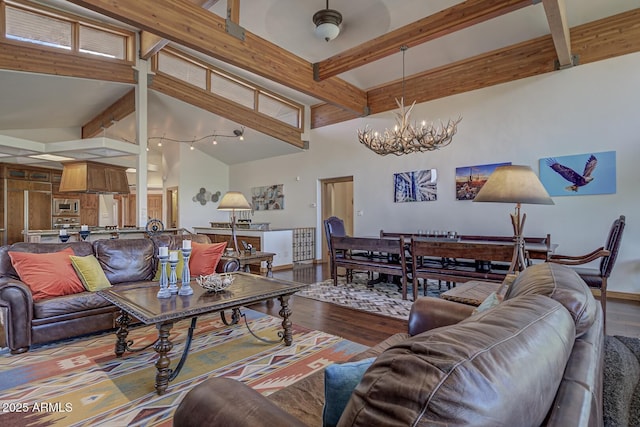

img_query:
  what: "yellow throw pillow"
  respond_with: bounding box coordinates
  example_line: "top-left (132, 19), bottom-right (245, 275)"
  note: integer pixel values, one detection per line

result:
top-left (153, 251), bottom-right (185, 280)
top-left (70, 255), bottom-right (112, 292)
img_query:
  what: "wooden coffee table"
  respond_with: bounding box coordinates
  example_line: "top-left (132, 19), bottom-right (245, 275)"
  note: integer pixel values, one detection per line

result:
top-left (98, 272), bottom-right (308, 395)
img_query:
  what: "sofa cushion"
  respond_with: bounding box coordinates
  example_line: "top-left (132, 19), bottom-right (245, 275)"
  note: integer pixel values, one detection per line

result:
top-left (93, 239), bottom-right (156, 284)
top-left (9, 248), bottom-right (86, 302)
top-left (0, 241), bottom-right (94, 280)
top-left (504, 262), bottom-right (597, 337)
top-left (33, 291), bottom-right (112, 319)
top-left (339, 294), bottom-right (575, 427)
top-left (70, 255), bottom-right (112, 291)
top-left (190, 241), bottom-right (227, 276)
top-left (323, 358), bottom-right (375, 427)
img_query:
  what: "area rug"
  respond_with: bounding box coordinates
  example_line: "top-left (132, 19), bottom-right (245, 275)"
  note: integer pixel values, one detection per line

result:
top-left (296, 273), bottom-right (446, 320)
top-left (604, 335), bottom-right (640, 427)
top-left (0, 309), bottom-right (367, 427)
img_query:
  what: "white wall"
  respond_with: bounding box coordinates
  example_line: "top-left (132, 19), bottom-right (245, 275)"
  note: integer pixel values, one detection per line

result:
top-left (175, 144), bottom-right (230, 231)
top-left (230, 52), bottom-right (640, 294)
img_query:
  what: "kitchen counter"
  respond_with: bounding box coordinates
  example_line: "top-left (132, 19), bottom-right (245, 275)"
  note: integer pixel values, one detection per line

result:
top-left (23, 228), bottom-right (183, 243)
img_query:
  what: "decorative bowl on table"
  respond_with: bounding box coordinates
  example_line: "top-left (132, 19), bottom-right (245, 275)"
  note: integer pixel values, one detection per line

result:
top-left (196, 273), bottom-right (234, 292)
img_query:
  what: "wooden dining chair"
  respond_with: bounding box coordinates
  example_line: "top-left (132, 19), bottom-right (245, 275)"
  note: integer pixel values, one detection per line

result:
top-left (548, 215), bottom-right (626, 331)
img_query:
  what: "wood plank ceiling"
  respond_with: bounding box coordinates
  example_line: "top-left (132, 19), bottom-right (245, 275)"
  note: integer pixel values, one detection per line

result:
top-left (38, 0), bottom-right (640, 138)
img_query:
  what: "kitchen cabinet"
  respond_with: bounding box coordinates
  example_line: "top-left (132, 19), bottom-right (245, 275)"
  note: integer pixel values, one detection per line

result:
top-left (6, 179), bottom-right (51, 244)
top-left (79, 193), bottom-right (99, 226)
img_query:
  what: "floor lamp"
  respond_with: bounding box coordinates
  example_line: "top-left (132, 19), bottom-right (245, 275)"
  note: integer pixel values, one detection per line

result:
top-left (473, 165), bottom-right (554, 276)
top-left (217, 191), bottom-right (252, 253)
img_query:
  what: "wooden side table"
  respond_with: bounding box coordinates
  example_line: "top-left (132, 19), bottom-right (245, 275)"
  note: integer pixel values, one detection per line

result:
top-left (233, 251), bottom-right (276, 276)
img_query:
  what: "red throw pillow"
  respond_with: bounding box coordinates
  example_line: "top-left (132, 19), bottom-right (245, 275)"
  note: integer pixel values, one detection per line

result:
top-left (190, 241), bottom-right (227, 276)
top-left (9, 247), bottom-right (86, 302)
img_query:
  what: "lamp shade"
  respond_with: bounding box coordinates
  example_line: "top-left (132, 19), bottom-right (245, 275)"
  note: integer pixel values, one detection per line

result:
top-left (217, 191), bottom-right (251, 210)
top-left (473, 165), bottom-right (554, 205)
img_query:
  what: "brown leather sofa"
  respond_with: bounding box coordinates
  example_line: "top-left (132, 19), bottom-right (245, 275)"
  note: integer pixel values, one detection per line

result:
top-left (174, 262), bottom-right (603, 427)
top-left (0, 234), bottom-right (238, 354)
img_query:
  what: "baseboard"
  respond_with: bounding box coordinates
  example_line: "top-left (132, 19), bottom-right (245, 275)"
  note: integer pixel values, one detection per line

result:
top-left (595, 289), bottom-right (640, 301)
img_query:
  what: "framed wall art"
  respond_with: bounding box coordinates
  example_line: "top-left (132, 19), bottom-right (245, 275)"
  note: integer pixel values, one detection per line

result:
top-left (251, 184), bottom-right (284, 210)
top-left (393, 169), bottom-right (437, 203)
top-left (455, 162), bottom-right (511, 200)
top-left (539, 151), bottom-right (616, 196)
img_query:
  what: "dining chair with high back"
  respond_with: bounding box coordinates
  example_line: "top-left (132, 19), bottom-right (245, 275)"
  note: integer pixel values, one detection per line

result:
top-left (324, 216), bottom-right (349, 280)
top-left (548, 214), bottom-right (626, 331)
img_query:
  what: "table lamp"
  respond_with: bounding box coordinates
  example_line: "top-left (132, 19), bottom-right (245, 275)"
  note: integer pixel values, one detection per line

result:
top-left (473, 165), bottom-right (554, 274)
top-left (217, 191), bottom-right (252, 253)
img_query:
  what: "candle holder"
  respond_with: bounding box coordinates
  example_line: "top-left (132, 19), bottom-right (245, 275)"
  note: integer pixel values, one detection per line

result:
top-left (157, 254), bottom-right (171, 299)
top-left (79, 230), bottom-right (90, 241)
top-left (59, 234), bottom-right (70, 243)
top-left (178, 248), bottom-right (193, 296)
top-left (168, 257), bottom-right (179, 294)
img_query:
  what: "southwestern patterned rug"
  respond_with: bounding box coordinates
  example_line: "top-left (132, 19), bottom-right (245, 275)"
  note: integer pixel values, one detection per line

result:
top-left (296, 273), bottom-right (445, 320)
top-left (0, 309), bottom-right (366, 427)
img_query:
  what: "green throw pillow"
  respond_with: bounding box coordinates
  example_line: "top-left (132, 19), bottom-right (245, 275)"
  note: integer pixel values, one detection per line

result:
top-left (322, 357), bottom-right (375, 427)
top-left (69, 255), bottom-right (111, 292)
top-left (153, 251), bottom-right (184, 280)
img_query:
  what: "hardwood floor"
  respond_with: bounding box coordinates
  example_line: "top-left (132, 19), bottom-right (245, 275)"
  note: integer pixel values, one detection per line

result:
top-left (248, 263), bottom-right (640, 346)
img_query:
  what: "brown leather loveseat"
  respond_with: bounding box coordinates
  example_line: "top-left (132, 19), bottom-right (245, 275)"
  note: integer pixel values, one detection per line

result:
top-left (174, 262), bottom-right (603, 426)
top-left (0, 234), bottom-right (238, 354)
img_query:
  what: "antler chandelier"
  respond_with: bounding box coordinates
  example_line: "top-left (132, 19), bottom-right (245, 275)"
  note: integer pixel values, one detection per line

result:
top-left (358, 46), bottom-right (462, 156)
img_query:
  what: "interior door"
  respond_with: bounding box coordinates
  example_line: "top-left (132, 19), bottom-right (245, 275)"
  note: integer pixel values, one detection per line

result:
top-left (320, 176), bottom-right (354, 263)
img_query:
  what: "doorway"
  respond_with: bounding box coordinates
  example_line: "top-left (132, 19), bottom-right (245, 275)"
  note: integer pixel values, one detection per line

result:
top-left (166, 187), bottom-right (179, 229)
top-left (320, 176), bottom-right (354, 263)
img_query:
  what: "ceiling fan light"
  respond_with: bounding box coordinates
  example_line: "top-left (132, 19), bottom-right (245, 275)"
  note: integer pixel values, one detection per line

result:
top-left (313, 7), bottom-right (342, 42)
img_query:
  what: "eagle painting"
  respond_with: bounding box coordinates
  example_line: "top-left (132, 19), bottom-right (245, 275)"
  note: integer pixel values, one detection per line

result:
top-left (546, 155), bottom-right (597, 192)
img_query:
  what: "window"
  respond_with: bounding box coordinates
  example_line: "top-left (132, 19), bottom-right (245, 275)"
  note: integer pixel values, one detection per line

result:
top-left (79, 25), bottom-right (126, 59)
top-left (157, 51), bottom-right (207, 90)
top-left (5, 6), bottom-right (72, 51)
top-left (211, 71), bottom-right (254, 109)
top-left (258, 93), bottom-right (301, 128)
top-left (3, 1), bottom-right (133, 62)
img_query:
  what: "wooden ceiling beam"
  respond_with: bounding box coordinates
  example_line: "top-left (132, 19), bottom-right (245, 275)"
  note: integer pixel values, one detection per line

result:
top-left (139, 0), bottom-right (221, 60)
top-left (0, 41), bottom-right (135, 83)
top-left (66, 0), bottom-right (368, 115)
top-left (542, 0), bottom-right (574, 69)
top-left (227, 0), bottom-right (240, 24)
top-left (311, 9), bottom-right (640, 128)
top-left (82, 89), bottom-right (136, 139)
top-left (151, 74), bottom-right (304, 149)
top-left (313, 0), bottom-right (533, 81)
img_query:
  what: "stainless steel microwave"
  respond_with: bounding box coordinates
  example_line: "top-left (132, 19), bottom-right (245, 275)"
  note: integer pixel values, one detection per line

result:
top-left (53, 198), bottom-right (80, 216)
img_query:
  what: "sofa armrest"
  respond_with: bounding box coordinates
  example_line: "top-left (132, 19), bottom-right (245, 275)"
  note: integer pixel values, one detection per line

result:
top-left (408, 296), bottom-right (476, 336)
top-left (0, 277), bottom-right (34, 354)
top-left (217, 257), bottom-right (240, 273)
top-left (174, 378), bottom-right (306, 427)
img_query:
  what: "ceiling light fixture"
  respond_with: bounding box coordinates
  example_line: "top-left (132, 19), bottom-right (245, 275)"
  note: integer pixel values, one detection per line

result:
top-left (358, 46), bottom-right (462, 156)
top-left (147, 127), bottom-right (245, 149)
top-left (313, 0), bottom-right (342, 42)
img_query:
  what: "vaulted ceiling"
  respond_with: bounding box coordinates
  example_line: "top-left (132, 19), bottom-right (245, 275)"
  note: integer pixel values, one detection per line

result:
top-left (0, 0), bottom-right (638, 167)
